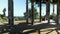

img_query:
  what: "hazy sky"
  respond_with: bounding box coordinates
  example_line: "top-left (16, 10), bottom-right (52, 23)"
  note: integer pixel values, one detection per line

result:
top-left (0, 0), bottom-right (57, 16)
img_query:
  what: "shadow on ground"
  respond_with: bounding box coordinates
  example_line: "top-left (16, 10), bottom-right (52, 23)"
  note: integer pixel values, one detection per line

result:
top-left (0, 22), bottom-right (60, 34)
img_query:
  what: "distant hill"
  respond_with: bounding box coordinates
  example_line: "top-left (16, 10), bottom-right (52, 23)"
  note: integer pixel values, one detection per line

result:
top-left (5, 16), bottom-right (24, 19)
top-left (14, 16), bottom-right (24, 18)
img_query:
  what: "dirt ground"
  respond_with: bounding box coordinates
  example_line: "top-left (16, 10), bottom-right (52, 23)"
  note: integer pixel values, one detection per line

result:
top-left (29, 28), bottom-right (59, 34)
top-left (0, 20), bottom-right (60, 34)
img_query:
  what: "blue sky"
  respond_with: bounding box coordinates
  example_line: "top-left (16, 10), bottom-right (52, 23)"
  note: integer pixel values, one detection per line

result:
top-left (0, 0), bottom-right (57, 16)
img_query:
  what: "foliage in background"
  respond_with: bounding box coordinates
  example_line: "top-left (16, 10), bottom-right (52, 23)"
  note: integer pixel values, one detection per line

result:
top-left (24, 8), bottom-right (38, 19)
top-left (50, 13), bottom-right (57, 19)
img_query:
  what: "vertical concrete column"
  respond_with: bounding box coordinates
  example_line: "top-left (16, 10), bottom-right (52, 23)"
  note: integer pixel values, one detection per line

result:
top-left (57, 0), bottom-right (60, 24)
top-left (26, 0), bottom-right (29, 24)
top-left (8, 0), bottom-right (14, 26)
top-left (31, 0), bottom-right (34, 25)
top-left (46, 0), bottom-right (50, 23)
top-left (39, 0), bottom-right (42, 22)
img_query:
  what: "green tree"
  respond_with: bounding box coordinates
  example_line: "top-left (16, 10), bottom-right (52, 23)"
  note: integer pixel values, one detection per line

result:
top-left (50, 13), bottom-right (57, 19)
top-left (3, 8), bottom-right (6, 17)
top-left (24, 8), bottom-right (38, 19)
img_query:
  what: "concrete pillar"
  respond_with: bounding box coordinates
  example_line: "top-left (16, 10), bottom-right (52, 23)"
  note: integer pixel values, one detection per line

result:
top-left (26, 0), bottom-right (29, 24)
top-left (57, 1), bottom-right (60, 24)
top-left (46, 0), bottom-right (50, 23)
top-left (8, 0), bottom-right (14, 26)
top-left (39, 0), bottom-right (42, 22)
top-left (31, 0), bottom-right (34, 25)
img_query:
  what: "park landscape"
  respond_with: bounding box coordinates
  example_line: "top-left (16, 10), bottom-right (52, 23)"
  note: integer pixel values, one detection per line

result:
top-left (0, 0), bottom-right (60, 34)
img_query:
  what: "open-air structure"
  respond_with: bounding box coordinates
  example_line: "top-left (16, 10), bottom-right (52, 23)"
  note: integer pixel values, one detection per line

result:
top-left (1, 0), bottom-right (60, 34)
top-left (8, 0), bottom-right (60, 25)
